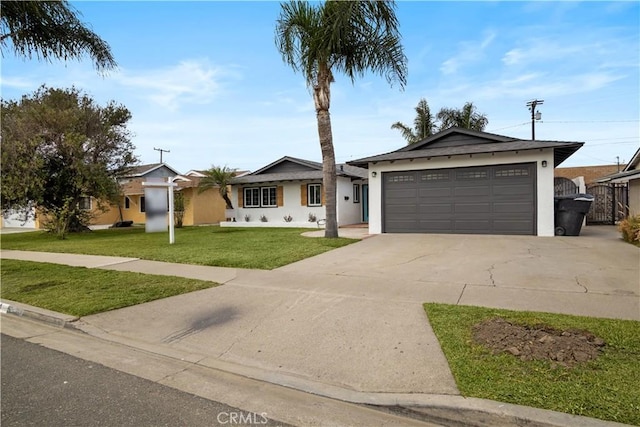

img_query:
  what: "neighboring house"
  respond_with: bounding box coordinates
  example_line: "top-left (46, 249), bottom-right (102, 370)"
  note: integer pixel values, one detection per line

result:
top-left (555, 164), bottom-right (625, 185)
top-left (89, 163), bottom-right (182, 226)
top-left (595, 148), bottom-right (640, 216)
top-left (91, 163), bottom-right (229, 227)
top-left (224, 156), bottom-right (368, 228)
top-left (348, 127), bottom-right (583, 236)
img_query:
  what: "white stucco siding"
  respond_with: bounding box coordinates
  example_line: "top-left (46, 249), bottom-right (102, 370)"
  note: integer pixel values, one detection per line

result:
top-left (367, 149), bottom-right (556, 236)
top-left (628, 178), bottom-right (640, 216)
top-left (228, 182), bottom-right (322, 225)
top-left (228, 177), bottom-right (365, 227)
top-left (336, 178), bottom-right (364, 225)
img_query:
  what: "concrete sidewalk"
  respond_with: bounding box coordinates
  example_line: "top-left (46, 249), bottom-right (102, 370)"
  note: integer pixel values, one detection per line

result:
top-left (1, 227), bottom-right (637, 426)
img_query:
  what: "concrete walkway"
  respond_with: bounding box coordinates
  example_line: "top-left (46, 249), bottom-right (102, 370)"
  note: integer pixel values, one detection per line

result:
top-left (1, 225), bottom-right (637, 426)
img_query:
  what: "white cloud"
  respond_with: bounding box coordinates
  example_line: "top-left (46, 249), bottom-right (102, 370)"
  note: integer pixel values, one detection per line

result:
top-left (440, 30), bottom-right (497, 75)
top-left (113, 59), bottom-right (238, 111)
top-left (0, 76), bottom-right (38, 90)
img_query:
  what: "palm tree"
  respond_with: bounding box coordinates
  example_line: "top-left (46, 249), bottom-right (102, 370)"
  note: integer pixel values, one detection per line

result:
top-left (0, 0), bottom-right (116, 71)
top-left (197, 165), bottom-right (236, 210)
top-left (276, 0), bottom-right (407, 238)
top-left (436, 102), bottom-right (488, 132)
top-left (391, 98), bottom-right (436, 144)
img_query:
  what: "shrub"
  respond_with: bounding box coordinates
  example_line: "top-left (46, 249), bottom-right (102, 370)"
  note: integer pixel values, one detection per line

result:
top-left (244, 214), bottom-right (251, 222)
top-left (260, 215), bottom-right (268, 222)
top-left (283, 214), bottom-right (293, 222)
top-left (619, 215), bottom-right (640, 244)
top-left (308, 213), bottom-right (317, 222)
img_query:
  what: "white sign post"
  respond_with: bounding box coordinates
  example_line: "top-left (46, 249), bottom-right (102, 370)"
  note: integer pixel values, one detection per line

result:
top-left (142, 177), bottom-right (178, 244)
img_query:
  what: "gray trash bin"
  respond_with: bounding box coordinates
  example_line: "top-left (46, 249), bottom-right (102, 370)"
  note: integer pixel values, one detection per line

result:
top-left (554, 194), bottom-right (594, 236)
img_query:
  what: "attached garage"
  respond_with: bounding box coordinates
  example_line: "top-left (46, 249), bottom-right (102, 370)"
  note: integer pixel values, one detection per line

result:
top-left (384, 163), bottom-right (536, 235)
top-left (348, 127), bottom-right (584, 237)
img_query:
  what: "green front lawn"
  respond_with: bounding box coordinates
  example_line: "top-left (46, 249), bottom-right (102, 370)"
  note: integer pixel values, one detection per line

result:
top-left (0, 226), bottom-right (356, 270)
top-left (424, 303), bottom-right (640, 425)
top-left (1, 259), bottom-right (218, 316)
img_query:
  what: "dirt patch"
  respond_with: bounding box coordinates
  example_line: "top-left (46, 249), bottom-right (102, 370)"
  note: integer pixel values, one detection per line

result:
top-left (472, 317), bottom-right (606, 367)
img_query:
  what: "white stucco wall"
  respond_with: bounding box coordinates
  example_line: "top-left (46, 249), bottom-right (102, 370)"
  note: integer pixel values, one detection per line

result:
top-left (226, 177), bottom-right (365, 228)
top-left (337, 179), bottom-right (366, 225)
top-left (628, 178), bottom-right (640, 216)
top-left (367, 149), bottom-right (556, 236)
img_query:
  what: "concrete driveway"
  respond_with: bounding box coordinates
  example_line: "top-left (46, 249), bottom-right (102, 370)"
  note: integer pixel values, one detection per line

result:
top-left (279, 225), bottom-right (639, 320)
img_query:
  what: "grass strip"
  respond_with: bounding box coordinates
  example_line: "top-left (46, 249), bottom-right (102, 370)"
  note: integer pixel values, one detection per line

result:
top-left (1, 259), bottom-right (218, 317)
top-left (424, 303), bottom-right (640, 426)
top-left (0, 226), bottom-right (356, 270)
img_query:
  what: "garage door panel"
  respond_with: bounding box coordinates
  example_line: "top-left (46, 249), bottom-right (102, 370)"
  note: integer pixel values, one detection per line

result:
top-left (418, 187), bottom-right (453, 198)
top-left (493, 183), bottom-right (532, 196)
top-left (418, 203), bottom-right (453, 214)
top-left (455, 220), bottom-right (491, 231)
top-left (383, 163), bottom-right (536, 235)
top-left (493, 202), bottom-right (532, 213)
top-left (454, 186), bottom-right (491, 197)
top-left (386, 204), bottom-right (418, 215)
top-left (417, 220), bottom-right (453, 231)
top-left (494, 220), bottom-right (534, 234)
top-left (454, 203), bottom-right (490, 213)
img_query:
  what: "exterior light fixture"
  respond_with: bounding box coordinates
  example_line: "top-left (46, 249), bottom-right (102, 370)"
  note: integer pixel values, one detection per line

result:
top-left (542, 160), bottom-right (548, 167)
top-left (372, 171), bottom-right (377, 177)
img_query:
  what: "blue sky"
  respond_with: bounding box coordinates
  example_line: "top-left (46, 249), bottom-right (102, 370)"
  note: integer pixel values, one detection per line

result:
top-left (2, 1), bottom-right (638, 174)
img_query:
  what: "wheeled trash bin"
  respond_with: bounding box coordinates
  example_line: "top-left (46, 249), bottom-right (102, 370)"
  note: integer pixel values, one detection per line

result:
top-left (554, 194), bottom-right (594, 236)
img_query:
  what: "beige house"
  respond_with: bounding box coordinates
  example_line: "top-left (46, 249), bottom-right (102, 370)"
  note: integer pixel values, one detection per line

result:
top-left (2, 163), bottom-right (231, 230)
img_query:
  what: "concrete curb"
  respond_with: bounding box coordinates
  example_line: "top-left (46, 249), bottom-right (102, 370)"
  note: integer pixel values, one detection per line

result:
top-left (0, 299), bottom-right (79, 328)
top-left (2, 303), bottom-right (629, 427)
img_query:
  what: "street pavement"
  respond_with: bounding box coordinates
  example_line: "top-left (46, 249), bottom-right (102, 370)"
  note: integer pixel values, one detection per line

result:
top-left (1, 225), bottom-right (637, 426)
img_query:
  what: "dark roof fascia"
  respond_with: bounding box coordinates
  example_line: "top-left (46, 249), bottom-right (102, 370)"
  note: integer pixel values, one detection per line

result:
top-left (232, 171), bottom-right (323, 185)
top-left (623, 147), bottom-right (640, 172)
top-left (250, 156), bottom-right (323, 176)
top-left (231, 165), bottom-right (367, 185)
top-left (348, 140), bottom-right (584, 168)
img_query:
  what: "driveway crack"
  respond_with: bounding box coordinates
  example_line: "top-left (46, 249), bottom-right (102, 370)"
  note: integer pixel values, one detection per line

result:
top-left (575, 276), bottom-right (588, 293)
top-left (487, 264), bottom-right (496, 286)
top-left (455, 284), bottom-right (467, 305)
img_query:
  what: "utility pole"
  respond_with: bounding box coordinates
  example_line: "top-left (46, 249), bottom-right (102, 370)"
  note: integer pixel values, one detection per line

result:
top-left (617, 156), bottom-right (620, 172)
top-left (526, 99), bottom-right (544, 140)
top-left (153, 147), bottom-right (170, 163)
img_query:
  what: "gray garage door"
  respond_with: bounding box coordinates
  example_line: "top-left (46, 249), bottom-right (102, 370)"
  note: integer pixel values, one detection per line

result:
top-left (383, 163), bottom-right (536, 235)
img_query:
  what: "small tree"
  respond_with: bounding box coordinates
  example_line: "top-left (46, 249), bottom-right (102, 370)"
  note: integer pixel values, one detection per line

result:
top-left (197, 165), bottom-right (236, 210)
top-left (1, 86), bottom-right (137, 239)
top-left (173, 190), bottom-right (187, 228)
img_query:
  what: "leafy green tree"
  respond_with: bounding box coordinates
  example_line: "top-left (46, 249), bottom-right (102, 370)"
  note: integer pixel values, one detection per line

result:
top-left (1, 86), bottom-right (137, 238)
top-left (197, 165), bottom-right (237, 210)
top-left (393, 99), bottom-right (489, 145)
top-left (391, 98), bottom-right (436, 144)
top-left (436, 101), bottom-right (488, 132)
top-left (0, 0), bottom-right (116, 71)
top-left (276, 0), bottom-right (407, 238)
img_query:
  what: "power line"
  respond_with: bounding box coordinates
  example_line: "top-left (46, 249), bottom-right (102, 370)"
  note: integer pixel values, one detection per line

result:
top-left (543, 120), bottom-right (639, 124)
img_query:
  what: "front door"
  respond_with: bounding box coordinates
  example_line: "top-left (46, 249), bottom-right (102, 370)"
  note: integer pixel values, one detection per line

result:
top-left (362, 184), bottom-right (369, 222)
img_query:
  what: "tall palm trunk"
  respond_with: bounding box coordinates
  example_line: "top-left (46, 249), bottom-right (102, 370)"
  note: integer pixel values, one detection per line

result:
top-left (314, 66), bottom-right (338, 238)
